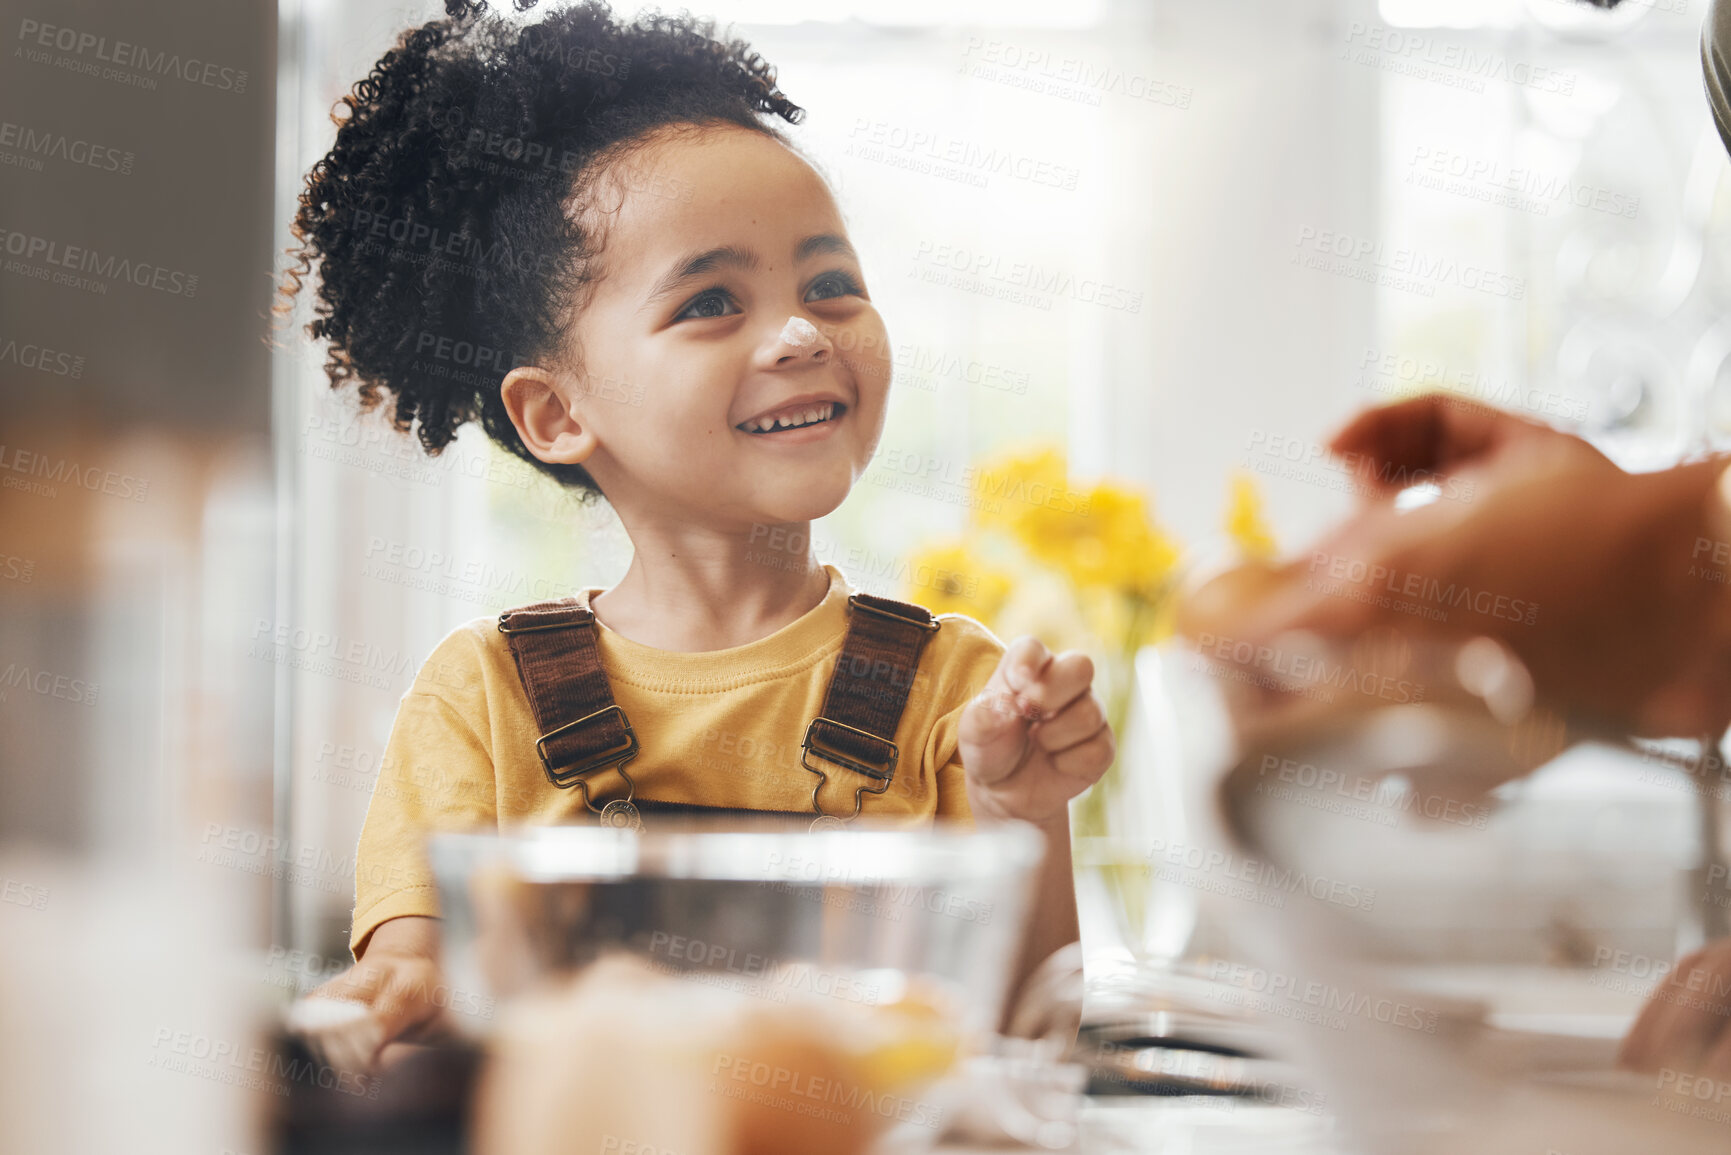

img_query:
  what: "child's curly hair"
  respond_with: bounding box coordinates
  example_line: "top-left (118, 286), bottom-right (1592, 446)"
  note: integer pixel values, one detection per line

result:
top-left (279, 0), bottom-right (804, 500)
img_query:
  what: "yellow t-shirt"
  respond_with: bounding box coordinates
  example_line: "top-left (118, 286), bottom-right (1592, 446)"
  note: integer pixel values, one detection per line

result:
top-left (349, 564), bottom-right (1005, 957)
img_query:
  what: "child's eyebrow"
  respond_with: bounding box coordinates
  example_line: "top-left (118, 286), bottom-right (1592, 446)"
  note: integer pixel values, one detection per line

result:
top-left (644, 244), bottom-right (759, 307)
top-left (794, 233), bottom-right (857, 263)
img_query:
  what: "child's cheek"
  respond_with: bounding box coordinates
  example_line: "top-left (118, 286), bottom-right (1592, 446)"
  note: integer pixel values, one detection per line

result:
top-left (837, 314), bottom-right (892, 399)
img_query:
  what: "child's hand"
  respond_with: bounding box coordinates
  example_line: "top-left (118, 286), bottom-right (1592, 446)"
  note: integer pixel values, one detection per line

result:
top-left (289, 915), bottom-right (447, 1073)
top-left (957, 637), bottom-right (1114, 827)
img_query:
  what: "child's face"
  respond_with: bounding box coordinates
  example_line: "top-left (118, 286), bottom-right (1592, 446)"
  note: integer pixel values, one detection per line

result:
top-left (539, 125), bottom-right (892, 533)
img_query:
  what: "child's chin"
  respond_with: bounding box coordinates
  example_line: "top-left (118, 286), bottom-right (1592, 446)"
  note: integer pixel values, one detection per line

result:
top-left (758, 497), bottom-right (847, 525)
top-left (754, 476), bottom-right (852, 523)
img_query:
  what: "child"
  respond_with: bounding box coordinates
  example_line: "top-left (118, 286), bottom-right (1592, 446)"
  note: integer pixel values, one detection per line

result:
top-left (283, 0), bottom-right (1114, 1068)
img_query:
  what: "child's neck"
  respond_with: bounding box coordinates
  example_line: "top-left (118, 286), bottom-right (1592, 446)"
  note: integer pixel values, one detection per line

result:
top-left (588, 523), bottom-right (829, 653)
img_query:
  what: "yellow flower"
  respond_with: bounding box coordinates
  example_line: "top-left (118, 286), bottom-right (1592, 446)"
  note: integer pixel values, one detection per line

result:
top-left (1225, 471), bottom-right (1277, 560)
top-left (1014, 483), bottom-right (1180, 600)
top-left (966, 442), bottom-right (1180, 600)
top-left (903, 538), bottom-right (1015, 625)
top-left (968, 444), bottom-right (1069, 537)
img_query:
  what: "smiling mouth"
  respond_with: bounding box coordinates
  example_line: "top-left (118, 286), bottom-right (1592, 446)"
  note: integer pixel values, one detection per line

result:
top-left (736, 401), bottom-right (846, 434)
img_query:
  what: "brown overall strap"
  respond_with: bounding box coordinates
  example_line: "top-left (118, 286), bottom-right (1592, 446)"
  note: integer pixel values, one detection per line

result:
top-left (801, 593), bottom-right (941, 805)
top-left (497, 590), bottom-right (940, 817)
top-left (496, 600), bottom-right (637, 791)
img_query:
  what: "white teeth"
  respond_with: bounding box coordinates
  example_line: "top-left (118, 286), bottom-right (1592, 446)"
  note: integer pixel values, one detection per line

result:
top-left (742, 402), bottom-right (837, 433)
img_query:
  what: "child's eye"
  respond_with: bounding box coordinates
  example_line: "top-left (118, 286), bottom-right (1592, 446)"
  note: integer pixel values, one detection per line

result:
top-left (805, 271), bottom-right (864, 302)
top-left (673, 288), bottom-right (739, 322)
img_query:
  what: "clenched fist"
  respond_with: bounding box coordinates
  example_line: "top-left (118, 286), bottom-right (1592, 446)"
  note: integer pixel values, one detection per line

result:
top-left (957, 636), bottom-right (1115, 825)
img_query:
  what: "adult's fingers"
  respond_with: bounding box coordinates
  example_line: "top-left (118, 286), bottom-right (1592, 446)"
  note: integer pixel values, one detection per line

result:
top-left (1326, 396), bottom-right (1528, 493)
top-left (1620, 944), bottom-right (1731, 1074)
top-left (1621, 985), bottom-right (1704, 1073)
top-left (1180, 554), bottom-right (1382, 656)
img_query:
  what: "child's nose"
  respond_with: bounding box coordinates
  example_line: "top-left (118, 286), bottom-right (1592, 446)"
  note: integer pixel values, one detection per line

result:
top-left (773, 315), bottom-right (830, 364)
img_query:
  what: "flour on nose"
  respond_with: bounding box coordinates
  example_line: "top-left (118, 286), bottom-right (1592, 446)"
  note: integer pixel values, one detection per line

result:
top-left (780, 316), bottom-right (820, 348)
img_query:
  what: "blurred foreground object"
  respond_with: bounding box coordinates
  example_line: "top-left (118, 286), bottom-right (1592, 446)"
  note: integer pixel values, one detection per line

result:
top-left (431, 820), bottom-right (1042, 1154)
top-left (0, 852), bottom-right (259, 1154)
top-left (1177, 395), bottom-right (1731, 1104)
top-left (1178, 395), bottom-right (1731, 738)
top-left (474, 953), bottom-right (958, 1155)
top-left (1620, 936), bottom-right (1731, 1080)
top-left (1190, 635), bottom-right (1731, 1154)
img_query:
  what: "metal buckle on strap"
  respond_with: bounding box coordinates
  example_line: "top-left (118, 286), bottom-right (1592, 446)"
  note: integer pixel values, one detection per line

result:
top-left (801, 716), bottom-right (898, 781)
top-left (846, 593), bottom-right (940, 632)
top-left (536, 704), bottom-right (638, 787)
top-left (803, 716), bottom-right (895, 824)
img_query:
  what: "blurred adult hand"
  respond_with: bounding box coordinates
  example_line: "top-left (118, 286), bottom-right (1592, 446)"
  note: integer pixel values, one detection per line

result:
top-left (1180, 395), bottom-right (1731, 736)
top-left (1621, 937), bottom-right (1731, 1081)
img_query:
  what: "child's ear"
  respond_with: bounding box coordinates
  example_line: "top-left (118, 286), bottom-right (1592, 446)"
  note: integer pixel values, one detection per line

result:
top-left (501, 366), bottom-right (598, 466)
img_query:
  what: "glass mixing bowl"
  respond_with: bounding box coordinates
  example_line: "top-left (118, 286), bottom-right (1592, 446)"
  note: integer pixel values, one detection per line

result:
top-left (428, 819), bottom-right (1044, 1155)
